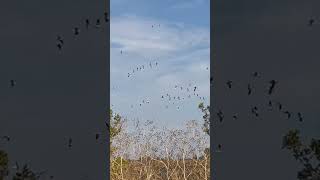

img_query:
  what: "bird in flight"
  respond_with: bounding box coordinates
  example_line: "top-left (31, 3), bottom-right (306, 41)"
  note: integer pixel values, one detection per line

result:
top-left (283, 111), bottom-right (291, 119)
top-left (95, 133), bottom-right (100, 140)
top-left (252, 72), bottom-right (260, 78)
top-left (217, 110), bottom-right (224, 122)
top-left (96, 19), bottom-right (101, 28)
top-left (2, 136), bottom-right (10, 141)
top-left (57, 35), bottom-right (64, 45)
top-left (268, 100), bottom-right (273, 110)
top-left (10, 80), bottom-right (16, 88)
top-left (232, 115), bottom-right (238, 120)
top-left (251, 106), bottom-right (259, 117)
top-left (277, 102), bottom-right (282, 111)
top-left (268, 80), bottom-right (277, 95)
top-left (297, 112), bottom-right (303, 122)
top-left (226, 80), bottom-right (232, 89)
top-left (85, 19), bottom-right (90, 29)
top-left (74, 27), bottom-right (80, 35)
top-left (68, 138), bottom-right (73, 148)
top-left (104, 12), bottom-right (109, 22)
top-left (57, 43), bottom-right (62, 50)
top-left (194, 86), bottom-right (197, 92)
top-left (248, 84), bottom-right (252, 95)
top-left (309, 18), bottom-right (315, 26)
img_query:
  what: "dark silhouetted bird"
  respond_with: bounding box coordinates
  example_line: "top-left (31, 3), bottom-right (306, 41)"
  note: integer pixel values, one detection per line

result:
top-left (194, 86), bottom-right (197, 92)
top-left (252, 72), bottom-right (259, 78)
top-left (2, 136), bottom-right (10, 141)
top-left (57, 43), bottom-right (62, 50)
top-left (268, 80), bottom-right (277, 95)
top-left (10, 80), bottom-right (16, 88)
top-left (277, 102), bottom-right (282, 111)
top-left (104, 12), bottom-right (109, 22)
top-left (95, 133), bottom-right (100, 140)
top-left (233, 115), bottom-right (238, 120)
top-left (226, 80), bottom-right (232, 89)
top-left (57, 35), bottom-right (64, 45)
top-left (74, 27), bottom-right (80, 35)
top-left (298, 112), bottom-right (303, 122)
top-left (251, 106), bottom-right (259, 117)
top-left (309, 18), bottom-right (315, 26)
top-left (268, 100), bottom-right (273, 110)
top-left (217, 110), bottom-right (224, 122)
top-left (96, 19), bottom-right (101, 28)
top-left (68, 138), bottom-right (72, 148)
top-left (248, 84), bottom-right (252, 95)
top-left (284, 111), bottom-right (291, 119)
top-left (105, 122), bottom-right (110, 130)
top-left (85, 19), bottom-right (90, 29)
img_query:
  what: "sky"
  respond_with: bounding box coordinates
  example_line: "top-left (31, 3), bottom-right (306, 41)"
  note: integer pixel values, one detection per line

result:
top-left (110, 0), bottom-right (210, 128)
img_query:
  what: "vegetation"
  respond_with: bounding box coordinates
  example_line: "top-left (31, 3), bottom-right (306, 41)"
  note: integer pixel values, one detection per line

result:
top-left (110, 106), bottom-right (210, 180)
top-left (282, 129), bottom-right (320, 180)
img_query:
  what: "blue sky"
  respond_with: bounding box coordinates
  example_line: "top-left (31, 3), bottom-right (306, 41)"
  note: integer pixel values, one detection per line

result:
top-left (110, 0), bottom-right (210, 128)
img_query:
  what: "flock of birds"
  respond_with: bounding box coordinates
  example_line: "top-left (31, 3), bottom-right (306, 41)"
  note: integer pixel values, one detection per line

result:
top-left (0, 11), bottom-right (110, 179)
top-left (56, 12), bottom-right (109, 51)
top-left (212, 72), bottom-right (305, 152)
top-left (1, 10), bottom-right (315, 178)
top-left (213, 73), bottom-right (304, 123)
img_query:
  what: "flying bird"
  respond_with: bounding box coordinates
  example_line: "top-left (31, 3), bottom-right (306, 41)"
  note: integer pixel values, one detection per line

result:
top-left (233, 115), bottom-right (238, 120)
top-left (96, 19), bottom-right (101, 28)
top-left (104, 12), bottom-right (109, 22)
top-left (252, 72), bottom-right (260, 78)
top-left (284, 111), bottom-right (291, 119)
top-left (105, 122), bottom-right (110, 130)
top-left (248, 84), bottom-right (252, 95)
top-left (10, 80), bottom-right (16, 88)
top-left (309, 18), bottom-right (315, 26)
top-left (217, 110), bottom-right (224, 122)
top-left (74, 27), bottom-right (80, 35)
top-left (68, 138), bottom-right (73, 148)
top-left (277, 102), bottom-right (283, 111)
top-left (57, 43), bottom-right (62, 50)
top-left (85, 19), bottom-right (90, 29)
top-left (57, 35), bottom-right (64, 45)
top-left (268, 80), bottom-right (277, 95)
top-left (251, 106), bottom-right (259, 117)
top-left (2, 136), bottom-right (10, 141)
top-left (194, 86), bottom-right (197, 92)
top-left (268, 100), bottom-right (273, 110)
top-left (226, 80), bottom-right (232, 89)
top-left (297, 112), bottom-right (303, 122)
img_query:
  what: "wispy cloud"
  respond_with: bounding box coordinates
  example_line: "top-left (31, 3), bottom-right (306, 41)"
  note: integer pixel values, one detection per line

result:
top-left (111, 14), bottom-right (209, 128)
top-left (170, 0), bottom-right (207, 9)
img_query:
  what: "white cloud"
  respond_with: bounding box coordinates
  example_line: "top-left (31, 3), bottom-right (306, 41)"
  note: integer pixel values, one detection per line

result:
top-left (170, 0), bottom-right (207, 9)
top-left (111, 15), bottom-right (210, 128)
